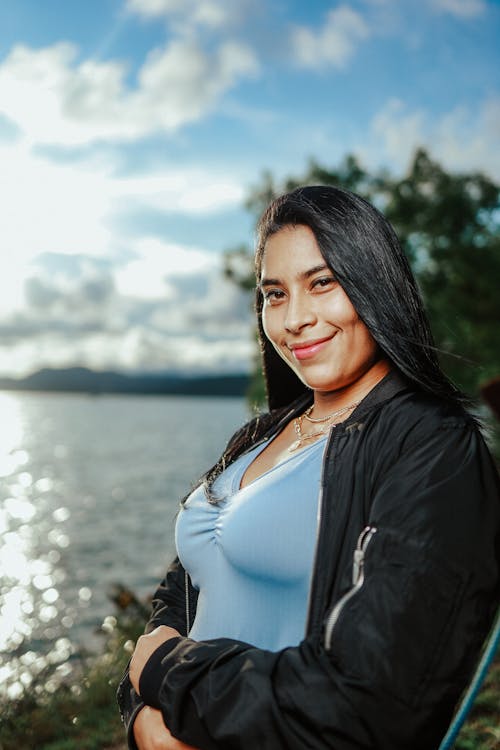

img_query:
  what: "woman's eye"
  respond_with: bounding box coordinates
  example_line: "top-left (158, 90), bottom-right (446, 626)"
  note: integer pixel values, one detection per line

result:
top-left (312, 276), bottom-right (336, 290)
top-left (263, 289), bottom-right (285, 303)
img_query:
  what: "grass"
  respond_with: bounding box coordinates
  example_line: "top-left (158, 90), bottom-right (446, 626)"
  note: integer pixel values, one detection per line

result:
top-left (0, 587), bottom-right (498, 750)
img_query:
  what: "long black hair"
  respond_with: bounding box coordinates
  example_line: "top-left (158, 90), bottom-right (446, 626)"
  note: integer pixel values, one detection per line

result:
top-left (255, 185), bottom-right (467, 411)
top-left (200, 184), bottom-right (469, 502)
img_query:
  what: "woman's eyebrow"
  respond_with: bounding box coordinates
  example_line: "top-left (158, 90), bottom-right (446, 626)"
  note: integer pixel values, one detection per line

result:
top-left (302, 263), bottom-right (330, 278)
top-left (260, 264), bottom-right (330, 287)
top-left (260, 277), bottom-right (281, 288)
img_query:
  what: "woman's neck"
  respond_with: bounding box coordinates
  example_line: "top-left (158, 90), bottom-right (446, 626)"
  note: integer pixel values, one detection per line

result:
top-left (311, 359), bottom-right (391, 420)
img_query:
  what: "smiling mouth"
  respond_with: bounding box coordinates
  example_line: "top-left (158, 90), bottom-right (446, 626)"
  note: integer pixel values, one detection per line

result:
top-left (288, 335), bottom-right (334, 361)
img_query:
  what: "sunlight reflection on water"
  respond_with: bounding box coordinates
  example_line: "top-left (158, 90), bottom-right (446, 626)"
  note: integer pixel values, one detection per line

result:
top-left (0, 390), bottom-right (247, 697)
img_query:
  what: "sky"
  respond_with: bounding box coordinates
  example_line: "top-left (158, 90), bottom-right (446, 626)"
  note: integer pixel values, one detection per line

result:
top-left (0, 0), bottom-right (498, 378)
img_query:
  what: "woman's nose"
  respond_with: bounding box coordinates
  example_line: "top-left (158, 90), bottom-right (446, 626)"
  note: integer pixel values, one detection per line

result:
top-left (284, 293), bottom-right (316, 333)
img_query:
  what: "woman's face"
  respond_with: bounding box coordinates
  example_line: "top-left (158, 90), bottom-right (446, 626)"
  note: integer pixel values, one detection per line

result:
top-left (260, 224), bottom-right (383, 396)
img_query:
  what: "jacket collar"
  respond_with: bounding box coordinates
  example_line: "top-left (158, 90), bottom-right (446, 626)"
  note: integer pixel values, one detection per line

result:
top-left (347, 369), bottom-right (409, 423)
top-left (275, 369), bottom-right (410, 434)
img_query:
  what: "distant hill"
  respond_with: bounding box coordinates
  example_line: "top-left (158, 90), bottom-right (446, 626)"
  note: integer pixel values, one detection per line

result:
top-left (0, 367), bottom-right (250, 397)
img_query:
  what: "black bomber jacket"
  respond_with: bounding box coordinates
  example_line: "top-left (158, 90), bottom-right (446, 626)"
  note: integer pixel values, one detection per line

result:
top-left (117, 372), bottom-right (500, 750)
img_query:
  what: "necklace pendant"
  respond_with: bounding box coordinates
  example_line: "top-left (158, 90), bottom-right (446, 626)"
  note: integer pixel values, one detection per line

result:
top-left (288, 438), bottom-right (302, 453)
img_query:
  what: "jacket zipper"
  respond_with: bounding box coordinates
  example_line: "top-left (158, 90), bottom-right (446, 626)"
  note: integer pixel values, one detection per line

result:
top-left (184, 569), bottom-right (191, 636)
top-left (324, 525), bottom-right (377, 650)
top-left (304, 482), bottom-right (324, 636)
top-left (304, 427), bottom-right (338, 635)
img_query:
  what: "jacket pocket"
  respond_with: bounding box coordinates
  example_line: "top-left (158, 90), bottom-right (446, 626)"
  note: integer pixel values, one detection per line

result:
top-left (324, 526), bottom-right (467, 709)
top-left (324, 525), bottom-right (378, 650)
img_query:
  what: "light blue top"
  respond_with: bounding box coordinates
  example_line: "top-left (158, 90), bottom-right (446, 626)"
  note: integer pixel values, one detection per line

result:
top-left (175, 435), bottom-right (326, 651)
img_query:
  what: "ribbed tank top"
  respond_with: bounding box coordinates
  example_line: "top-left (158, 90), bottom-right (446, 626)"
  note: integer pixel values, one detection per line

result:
top-left (175, 435), bottom-right (325, 651)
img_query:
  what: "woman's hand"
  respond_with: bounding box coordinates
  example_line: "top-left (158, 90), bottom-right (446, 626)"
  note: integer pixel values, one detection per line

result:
top-left (133, 705), bottom-right (199, 750)
top-left (130, 625), bottom-right (181, 694)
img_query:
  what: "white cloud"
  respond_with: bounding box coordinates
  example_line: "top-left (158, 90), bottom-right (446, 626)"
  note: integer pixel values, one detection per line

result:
top-left (371, 99), bottom-right (426, 162)
top-left (0, 135), bottom-right (244, 330)
top-left (0, 139), bottom-right (243, 257)
top-left (108, 325), bottom-right (253, 374)
top-left (125, 0), bottom-right (251, 30)
top-left (0, 38), bottom-right (258, 146)
top-left (136, 38), bottom-right (258, 131)
top-left (109, 165), bottom-right (245, 215)
top-left (0, 254), bottom-right (253, 377)
top-left (290, 5), bottom-right (370, 70)
top-left (115, 238), bottom-right (216, 300)
top-left (0, 142), bottom-right (113, 315)
top-left (431, 0), bottom-right (486, 18)
top-left (0, 326), bottom-right (252, 377)
top-left (366, 0), bottom-right (486, 15)
top-left (126, 0), bottom-right (184, 15)
top-left (0, 168), bottom-right (253, 375)
top-left (368, 96), bottom-right (500, 179)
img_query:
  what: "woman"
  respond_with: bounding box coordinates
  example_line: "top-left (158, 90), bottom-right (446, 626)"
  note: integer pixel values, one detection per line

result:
top-left (118, 186), bottom-right (500, 750)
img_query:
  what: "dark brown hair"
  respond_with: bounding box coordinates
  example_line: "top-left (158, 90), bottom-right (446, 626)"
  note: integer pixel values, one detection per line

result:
top-left (255, 185), bottom-right (466, 410)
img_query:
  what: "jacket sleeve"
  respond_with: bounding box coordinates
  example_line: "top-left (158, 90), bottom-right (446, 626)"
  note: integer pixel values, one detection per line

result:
top-left (133, 422), bottom-right (500, 750)
top-left (117, 556), bottom-right (198, 748)
top-left (145, 555), bottom-right (198, 636)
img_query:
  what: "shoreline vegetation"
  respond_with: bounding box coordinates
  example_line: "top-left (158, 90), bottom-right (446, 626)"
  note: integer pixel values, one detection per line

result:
top-left (0, 367), bottom-right (250, 398)
top-left (0, 584), bottom-right (498, 750)
top-left (0, 585), bottom-right (146, 750)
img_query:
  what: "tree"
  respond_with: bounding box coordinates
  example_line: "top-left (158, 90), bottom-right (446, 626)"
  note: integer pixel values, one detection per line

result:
top-left (225, 149), bottom-right (500, 408)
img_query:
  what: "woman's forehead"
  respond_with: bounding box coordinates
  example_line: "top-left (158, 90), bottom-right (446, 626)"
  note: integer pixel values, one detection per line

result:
top-left (261, 225), bottom-right (327, 276)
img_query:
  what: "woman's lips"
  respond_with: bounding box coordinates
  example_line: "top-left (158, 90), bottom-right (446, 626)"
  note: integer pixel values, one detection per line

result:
top-left (289, 336), bottom-right (334, 361)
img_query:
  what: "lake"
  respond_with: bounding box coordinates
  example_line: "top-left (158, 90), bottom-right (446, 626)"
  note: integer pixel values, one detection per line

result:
top-left (0, 391), bottom-right (248, 697)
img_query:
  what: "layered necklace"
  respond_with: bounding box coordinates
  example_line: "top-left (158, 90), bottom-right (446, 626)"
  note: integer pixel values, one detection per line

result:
top-left (288, 400), bottom-right (360, 452)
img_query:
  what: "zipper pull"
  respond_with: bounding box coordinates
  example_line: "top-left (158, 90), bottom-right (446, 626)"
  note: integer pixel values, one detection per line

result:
top-left (352, 526), bottom-right (377, 585)
top-left (352, 549), bottom-right (364, 585)
top-left (324, 525), bottom-right (377, 650)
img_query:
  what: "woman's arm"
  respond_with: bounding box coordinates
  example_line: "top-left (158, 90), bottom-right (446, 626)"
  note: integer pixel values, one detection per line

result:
top-left (130, 422), bottom-right (500, 750)
top-left (117, 556), bottom-right (198, 748)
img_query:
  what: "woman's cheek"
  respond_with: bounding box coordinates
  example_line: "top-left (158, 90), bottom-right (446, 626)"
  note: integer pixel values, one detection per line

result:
top-left (262, 309), bottom-right (276, 343)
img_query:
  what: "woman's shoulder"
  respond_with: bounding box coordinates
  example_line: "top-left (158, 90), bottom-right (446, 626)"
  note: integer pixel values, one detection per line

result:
top-left (390, 386), bottom-right (472, 422)
top-left (358, 387), bottom-right (499, 493)
top-left (367, 383), bottom-right (479, 453)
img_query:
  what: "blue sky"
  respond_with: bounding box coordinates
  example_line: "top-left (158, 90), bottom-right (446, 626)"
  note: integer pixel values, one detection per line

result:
top-left (0, 0), bottom-right (498, 377)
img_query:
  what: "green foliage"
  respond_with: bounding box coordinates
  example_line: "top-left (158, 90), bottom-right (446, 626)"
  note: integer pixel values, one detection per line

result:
top-left (223, 244), bottom-right (256, 292)
top-left (0, 652), bottom-right (128, 750)
top-left (382, 149), bottom-right (500, 394)
top-left (224, 149), bottom-right (500, 429)
top-left (455, 655), bottom-right (500, 750)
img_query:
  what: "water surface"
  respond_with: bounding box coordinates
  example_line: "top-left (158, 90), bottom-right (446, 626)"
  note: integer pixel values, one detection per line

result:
top-left (0, 391), bottom-right (247, 696)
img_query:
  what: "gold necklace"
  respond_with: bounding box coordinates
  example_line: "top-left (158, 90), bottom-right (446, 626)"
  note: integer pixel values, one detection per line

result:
top-left (288, 400), bottom-right (360, 453)
top-left (303, 400), bottom-right (361, 423)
